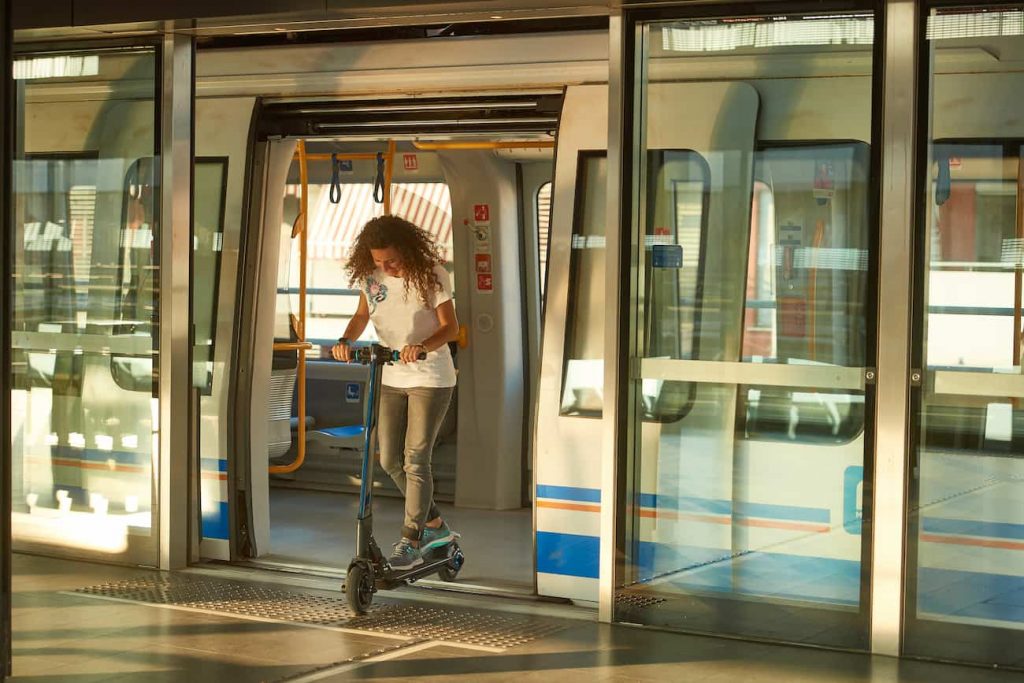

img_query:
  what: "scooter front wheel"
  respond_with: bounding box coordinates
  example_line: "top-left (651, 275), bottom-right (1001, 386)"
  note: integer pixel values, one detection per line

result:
top-left (346, 563), bottom-right (375, 614)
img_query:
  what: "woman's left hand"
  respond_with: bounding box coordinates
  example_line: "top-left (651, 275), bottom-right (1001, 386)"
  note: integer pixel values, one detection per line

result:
top-left (400, 344), bottom-right (426, 363)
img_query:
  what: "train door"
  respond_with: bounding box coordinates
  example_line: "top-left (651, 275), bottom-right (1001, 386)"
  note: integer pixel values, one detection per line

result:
top-left (535, 84), bottom-right (610, 601)
top-left (226, 95), bottom-right (558, 594)
top-left (903, 5), bottom-right (1024, 668)
top-left (613, 9), bottom-right (878, 650)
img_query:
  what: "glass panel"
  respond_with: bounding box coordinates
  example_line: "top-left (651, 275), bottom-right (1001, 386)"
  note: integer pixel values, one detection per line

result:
top-left (618, 11), bottom-right (875, 650)
top-left (641, 151), bottom-right (708, 421)
top-left (11, 48), bottom-right (159, 563)
top-left (193, 158), bottom-right (228, 394)
top-left (193, 158), bottom-right (230, 544)
top-left (560, 153), bottom-right (606, 417)
top-left (739, 144), bottom-right (871, 444)
top-left (906, 7), bottom-right (1024, 666)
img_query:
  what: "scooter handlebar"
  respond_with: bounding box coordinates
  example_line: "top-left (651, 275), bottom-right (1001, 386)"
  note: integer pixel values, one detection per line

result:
top-left (347, 344), bottom-right (427, 364)
top-left (389, 349), bottom-right (429, 362)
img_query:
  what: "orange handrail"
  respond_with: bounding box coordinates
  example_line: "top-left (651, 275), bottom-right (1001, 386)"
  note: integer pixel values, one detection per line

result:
top-left (272, 342), bottom-right (313, 352)
top-left (270, 140), bottom-right (311, 475)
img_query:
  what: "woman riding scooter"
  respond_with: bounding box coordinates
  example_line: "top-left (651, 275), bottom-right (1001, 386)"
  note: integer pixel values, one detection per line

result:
top-left (332, 215), bottom-right (459, 570)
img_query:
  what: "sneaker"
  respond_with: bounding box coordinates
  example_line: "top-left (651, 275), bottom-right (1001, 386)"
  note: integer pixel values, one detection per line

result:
top-left (388, 538), bottom-right (423, 570)
top-left (420, 521), bottom-right (457, 551)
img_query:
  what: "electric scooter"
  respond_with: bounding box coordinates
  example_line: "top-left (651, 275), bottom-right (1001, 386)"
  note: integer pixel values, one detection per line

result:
top-left (344, 343), bottom-right (465, 614)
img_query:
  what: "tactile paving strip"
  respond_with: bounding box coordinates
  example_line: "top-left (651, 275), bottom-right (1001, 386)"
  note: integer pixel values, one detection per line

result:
top-left (75, 574), bottom-right (565, 649)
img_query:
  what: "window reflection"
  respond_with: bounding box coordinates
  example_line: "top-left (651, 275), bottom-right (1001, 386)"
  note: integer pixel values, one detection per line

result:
top-left (10, 48), bottom-right (159, 562)
top-left (906, 7), bottom-right (1024, 665)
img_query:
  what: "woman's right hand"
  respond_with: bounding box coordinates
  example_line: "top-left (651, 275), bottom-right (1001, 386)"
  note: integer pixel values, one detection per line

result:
top-left (331, 340), bottom-right (353, 362)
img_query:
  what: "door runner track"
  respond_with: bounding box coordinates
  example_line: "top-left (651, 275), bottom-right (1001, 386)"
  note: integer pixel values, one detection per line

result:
top-left (74, 573), bottom-right (566, 650)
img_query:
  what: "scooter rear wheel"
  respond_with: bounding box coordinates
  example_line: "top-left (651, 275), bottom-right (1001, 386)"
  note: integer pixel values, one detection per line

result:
top-left (346, 564), bottom-right (374, 614)
top-left (438, 545), bottom-right (464, 582)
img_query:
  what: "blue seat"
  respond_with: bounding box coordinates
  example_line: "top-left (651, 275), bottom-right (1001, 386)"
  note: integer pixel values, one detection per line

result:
top-left (317, 425), bottom-right (365, 439)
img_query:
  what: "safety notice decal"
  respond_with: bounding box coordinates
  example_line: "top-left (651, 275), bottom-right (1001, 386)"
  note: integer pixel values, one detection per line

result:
top-left (475, 253), bottom-right (492, 273)
top-left (476, 273), bottom-right (494, 294)
top-left (403, 154), bottom-right (419, 171)
top-left (473, 203), bottom-right (491, 225)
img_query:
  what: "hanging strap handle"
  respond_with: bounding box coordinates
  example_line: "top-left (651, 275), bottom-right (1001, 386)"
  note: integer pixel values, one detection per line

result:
top-left (373, 152), bottom-right (385, 204)
top-left (329, 153), bottom-right (342, 204)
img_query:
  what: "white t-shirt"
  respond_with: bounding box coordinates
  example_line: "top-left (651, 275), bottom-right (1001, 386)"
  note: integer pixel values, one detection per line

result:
top-left (362, 264), bottom-right (457, 388)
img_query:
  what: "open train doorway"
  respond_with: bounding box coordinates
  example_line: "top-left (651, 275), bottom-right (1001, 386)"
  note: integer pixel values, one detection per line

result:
top-left (230, 96), bottom-right (559, 595)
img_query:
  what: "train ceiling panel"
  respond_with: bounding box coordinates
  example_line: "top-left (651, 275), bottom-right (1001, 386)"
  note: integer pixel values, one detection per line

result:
top-left (258, 93), bottom-right (564, 141)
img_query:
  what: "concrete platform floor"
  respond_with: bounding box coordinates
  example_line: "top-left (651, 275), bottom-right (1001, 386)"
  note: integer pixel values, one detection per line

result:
top-left (8, 554), bottom-right (1024, 682)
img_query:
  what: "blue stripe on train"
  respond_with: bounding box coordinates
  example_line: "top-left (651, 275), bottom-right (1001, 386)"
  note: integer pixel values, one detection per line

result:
top-left (636, 493), bottom-right (829, 524)
top-left (200, 457), bottom-right (229, 473)
top-left (538, 488), bottom-right (831, 524)
top-left (202, 501), bottom-right (230, 540)
top-left (537, 531), bottom-right (599, 578)
top-left (51, 445), bottom-right (149, 466)
top-left (537, 531), bottom-right (858, 603)
top-left (536, 485), bottom-right (601, 504)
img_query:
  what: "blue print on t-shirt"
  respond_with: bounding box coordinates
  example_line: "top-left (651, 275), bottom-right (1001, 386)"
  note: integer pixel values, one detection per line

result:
top-left (365, 277), bottom-right (389, 313)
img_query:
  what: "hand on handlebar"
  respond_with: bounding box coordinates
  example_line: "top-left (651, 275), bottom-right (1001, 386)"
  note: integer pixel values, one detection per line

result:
top-left (331, 340), bottom-right (354, 363)
top-left (400, 344), bottom-right (427, 364)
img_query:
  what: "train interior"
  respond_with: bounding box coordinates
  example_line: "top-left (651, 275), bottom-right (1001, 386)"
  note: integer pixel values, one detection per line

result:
top-left (245, 131), bottom-right (553, 592)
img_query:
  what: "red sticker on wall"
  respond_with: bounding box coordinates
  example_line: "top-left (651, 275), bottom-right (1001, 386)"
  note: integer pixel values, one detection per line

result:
top-left (473, 204), bottom-right (490, 223)
top-left (475, 253), bottom-right (492, 273)
top-left (476, 273), bottom-right (494, 292)
top-left (403, 154), bottom-right (419, 171)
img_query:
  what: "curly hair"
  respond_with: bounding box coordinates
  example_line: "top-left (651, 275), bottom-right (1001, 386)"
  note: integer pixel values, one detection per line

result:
top-left (347, 215), bottom-right (445, 306)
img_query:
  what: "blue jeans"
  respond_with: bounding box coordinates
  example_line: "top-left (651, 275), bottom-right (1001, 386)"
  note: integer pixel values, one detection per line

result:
top-left (378, 385), bottom-right (453, 541)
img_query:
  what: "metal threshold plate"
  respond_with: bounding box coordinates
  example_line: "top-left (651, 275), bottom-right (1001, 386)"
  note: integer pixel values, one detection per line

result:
top-left (76, 574), bottom-right (565, 650)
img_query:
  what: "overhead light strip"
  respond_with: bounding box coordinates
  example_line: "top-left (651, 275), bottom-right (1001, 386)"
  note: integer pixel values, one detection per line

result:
top-left (927, 9), bottom-right (1024, 40)
top-left (660, 16), bottom-right (874, 53)
top-left (289, 101), bottom-right (539, 115)
top-left (316, 116), bottom-right (558, 129)
top-left (14, 55), bottom-right (99, 80)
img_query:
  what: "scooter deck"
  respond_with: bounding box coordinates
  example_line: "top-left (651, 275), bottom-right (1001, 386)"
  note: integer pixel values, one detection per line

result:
top-left (375, 542), bottom-right (462, 590)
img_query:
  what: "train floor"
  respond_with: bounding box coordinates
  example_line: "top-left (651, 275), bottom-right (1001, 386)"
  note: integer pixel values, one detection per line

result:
top-left (263, 486), bottom-right (534, 591)
top-left (9, 553), bottom-right (1020, 682)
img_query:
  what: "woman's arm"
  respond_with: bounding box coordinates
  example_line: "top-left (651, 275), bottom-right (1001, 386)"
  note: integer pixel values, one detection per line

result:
top-left (400, 299), bottom-right (459, 362)
top-left (331, 292), bottom-right (370, 362)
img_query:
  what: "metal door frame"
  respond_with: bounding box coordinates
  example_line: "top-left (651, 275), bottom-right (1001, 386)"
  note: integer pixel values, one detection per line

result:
top-left (1, 0), bottom-right (12, 678)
